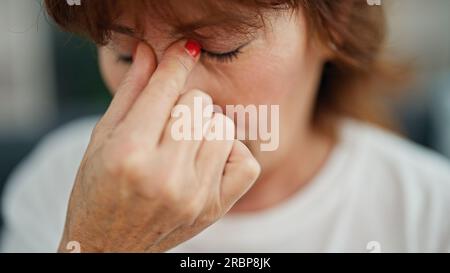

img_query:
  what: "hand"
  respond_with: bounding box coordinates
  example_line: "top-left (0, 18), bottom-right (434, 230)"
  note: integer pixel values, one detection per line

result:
top-left (58, 40), bottom-right (261, 252)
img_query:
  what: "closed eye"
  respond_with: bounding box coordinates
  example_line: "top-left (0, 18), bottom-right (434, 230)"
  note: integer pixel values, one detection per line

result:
top-left (202, 48), bottom-right (243, 63)
top-left (116, 48), bottom-right (242, 65)
top-left (116, 42), bottom-right (249, 65)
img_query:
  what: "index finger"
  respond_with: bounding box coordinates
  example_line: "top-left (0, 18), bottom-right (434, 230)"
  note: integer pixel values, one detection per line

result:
top-left (121, 39), bottom-right (201, 145)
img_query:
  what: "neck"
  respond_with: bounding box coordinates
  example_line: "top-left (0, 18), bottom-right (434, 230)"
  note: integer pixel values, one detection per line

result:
top-left (229, 125), bottom-right (334, 214)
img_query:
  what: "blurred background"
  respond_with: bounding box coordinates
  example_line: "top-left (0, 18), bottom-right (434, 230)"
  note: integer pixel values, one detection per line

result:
top-left (0, 0), bottom-right (449, 228)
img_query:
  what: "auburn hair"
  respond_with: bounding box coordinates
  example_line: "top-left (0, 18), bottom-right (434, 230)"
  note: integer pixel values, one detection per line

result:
top-left (44, 0), bottom-right (403, 133)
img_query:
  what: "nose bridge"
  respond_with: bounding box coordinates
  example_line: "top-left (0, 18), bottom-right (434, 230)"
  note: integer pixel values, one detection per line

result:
top-left (143, 34), bottom-right (178, 65)
top-left (146, 39), bottom-right (212, 95)
top-left (153, 47), bottom-right (167, 65)
top-left (154, 43), bottom-right (169, 64)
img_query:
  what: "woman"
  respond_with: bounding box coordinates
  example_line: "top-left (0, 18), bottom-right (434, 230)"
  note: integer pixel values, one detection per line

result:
top-left (1, 0), bottom-right (450, 252)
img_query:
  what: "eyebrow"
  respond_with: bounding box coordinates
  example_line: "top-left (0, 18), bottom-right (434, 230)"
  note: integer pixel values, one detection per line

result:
top-left (110, 25), bottom-right (143, 39)
top-left (110, 14), bottom-right (262, 41)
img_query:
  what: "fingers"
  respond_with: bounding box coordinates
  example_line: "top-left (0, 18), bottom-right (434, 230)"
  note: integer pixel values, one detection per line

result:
top-left (98, 42), bottom-right (157, 132)
top-left (220, 141), bottom-right (261, 209)
top-left (121, 39), bottom-right (201, 146)
top-left (196, 113), bottom-right (236, 182)
top-left (162, 90), bottom-right (213, 159)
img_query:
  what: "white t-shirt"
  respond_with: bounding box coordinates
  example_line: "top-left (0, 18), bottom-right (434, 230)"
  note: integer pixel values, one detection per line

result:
top-left (1, 117), bottom-right (450, 253)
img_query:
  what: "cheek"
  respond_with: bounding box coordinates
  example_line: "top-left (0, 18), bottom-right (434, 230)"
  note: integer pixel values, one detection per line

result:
top-left (233, 55), bottom-right (303, 105)
top-left (98, 47), bottom-right (129, 94)
top-left (222, 61), bottom-right (295, 106)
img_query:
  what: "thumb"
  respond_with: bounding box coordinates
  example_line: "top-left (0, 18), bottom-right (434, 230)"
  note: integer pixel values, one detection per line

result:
top-left (220, 140), bottom-right (261, 209)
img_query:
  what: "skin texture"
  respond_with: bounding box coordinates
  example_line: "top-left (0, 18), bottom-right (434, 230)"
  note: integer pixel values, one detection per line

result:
top-left (60, 6), bottom-right (334, 252)
top-left (98, 9), bottom-right (333, 212)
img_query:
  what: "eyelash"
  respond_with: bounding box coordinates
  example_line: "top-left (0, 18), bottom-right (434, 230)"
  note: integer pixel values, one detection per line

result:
top-left (116, 48), bottom-right (242, 64)
top-left (202, 48), bottom-right (243, 63)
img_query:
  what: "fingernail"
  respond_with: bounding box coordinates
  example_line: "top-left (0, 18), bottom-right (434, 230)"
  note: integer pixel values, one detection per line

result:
top-left (185, 40), bottom-right (201, 58)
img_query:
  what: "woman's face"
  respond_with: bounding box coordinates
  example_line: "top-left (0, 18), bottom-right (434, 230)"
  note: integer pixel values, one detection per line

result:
top-left (98, 5), bottom-right (329, 164)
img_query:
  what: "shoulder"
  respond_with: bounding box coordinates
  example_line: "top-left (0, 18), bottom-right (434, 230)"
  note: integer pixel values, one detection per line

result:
top-left (33, 116), bottom-right (99, 158)
top-left (1, 116), bottom-right (99, 252)
top-left (342, 119), bottom-right (450, 184)
top-left (339, 119), bottom-right (450, 251)
top-left (5, 116), bottom-right (99, 193)
top-left (3, 115), bottom-right (99, 202)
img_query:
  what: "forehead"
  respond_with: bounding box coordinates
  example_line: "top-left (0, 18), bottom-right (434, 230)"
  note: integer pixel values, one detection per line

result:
top-left (113, 0), bottom-right (267, 40)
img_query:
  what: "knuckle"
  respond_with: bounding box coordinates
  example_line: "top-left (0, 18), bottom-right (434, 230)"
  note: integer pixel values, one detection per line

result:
top-left (118, 157), bottom-right (148, 183)
top-left (238, 158), bottom-right (261, 182)
top-left (102, 138), bottom-right (147, 180)
top-left (156, 172), bottom-right (186, 202)
top-left (158, 183), bottom-right (181, 204)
